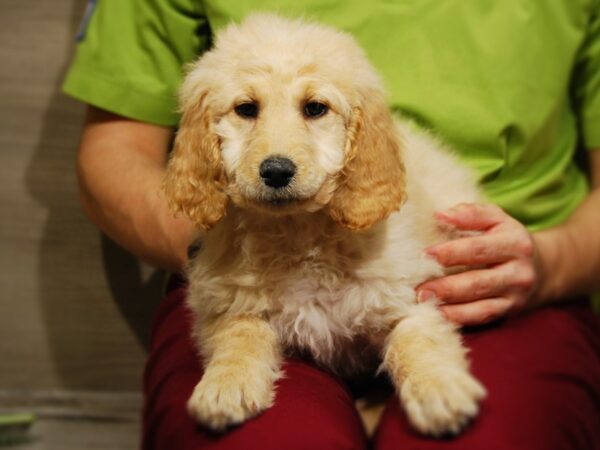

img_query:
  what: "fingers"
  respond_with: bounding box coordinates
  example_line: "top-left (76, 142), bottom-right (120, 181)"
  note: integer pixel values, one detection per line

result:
top-left (435, 203), bottom-right (510, 231)
top-left (417, 261), bottom-right (536, 305)
top-left (439, 298), bottom-right (513, 326)
top-left (418, 266), bottom-right (508, 304)
top-left (427, 231), bottom-right (534, 267)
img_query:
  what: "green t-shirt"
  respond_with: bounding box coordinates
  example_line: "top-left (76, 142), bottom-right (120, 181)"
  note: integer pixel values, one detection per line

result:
top-left (63, 0), bottom-right (600, 231)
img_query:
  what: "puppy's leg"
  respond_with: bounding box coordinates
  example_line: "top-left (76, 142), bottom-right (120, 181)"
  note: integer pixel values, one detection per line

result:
top-left (188, 315), bottom-right (282, 431)
top-left (382, 302), bottom-right (486, 436)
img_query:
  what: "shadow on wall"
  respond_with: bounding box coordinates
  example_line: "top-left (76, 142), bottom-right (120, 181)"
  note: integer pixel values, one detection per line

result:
top-left (24, 0), bottom-right (165, 390)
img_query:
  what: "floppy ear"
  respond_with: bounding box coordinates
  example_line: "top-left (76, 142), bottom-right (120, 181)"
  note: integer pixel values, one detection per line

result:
top-left (328, 94), bottom-right (406, 230)
top-left (163, 93), bottom-right (228, 231)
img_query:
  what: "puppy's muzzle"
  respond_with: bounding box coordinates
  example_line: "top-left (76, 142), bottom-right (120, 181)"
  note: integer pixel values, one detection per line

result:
top-left (259, 156), bottom-right (296, 189)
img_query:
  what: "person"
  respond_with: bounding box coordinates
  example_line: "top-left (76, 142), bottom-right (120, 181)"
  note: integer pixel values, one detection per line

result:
top-left (63, 1), bottom-right (600, 449)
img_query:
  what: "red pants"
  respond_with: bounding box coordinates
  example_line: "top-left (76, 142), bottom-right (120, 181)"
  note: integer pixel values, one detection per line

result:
top-left (142, 285), bottom-right (600, 450)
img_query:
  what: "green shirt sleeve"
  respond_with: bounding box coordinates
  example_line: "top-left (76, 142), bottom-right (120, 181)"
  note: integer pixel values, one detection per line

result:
top-left (63, 0), bottom-right (210, 126)
top-left (573, 3), bottom-right (600, 150)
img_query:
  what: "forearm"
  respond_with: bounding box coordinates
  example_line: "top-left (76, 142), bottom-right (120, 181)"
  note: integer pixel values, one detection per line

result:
top-left (77, 107), bottom-right (195, 272)
top-left (534, 186), bottom-right (600, 304)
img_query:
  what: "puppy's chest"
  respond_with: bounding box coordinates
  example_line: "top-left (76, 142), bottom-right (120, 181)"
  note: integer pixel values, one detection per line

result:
top-left (272, 247), bottom-right (348, 306)
top-left (241, 233), bottom-right (362, 303)
top-left (260, 242), bottom-right (398, 347)
top-left (259, 241), bottom-right (352, 304)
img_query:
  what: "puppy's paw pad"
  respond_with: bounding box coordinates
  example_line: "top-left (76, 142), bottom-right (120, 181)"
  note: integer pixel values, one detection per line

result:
top-left (187, 372), bottom-right (275, 431)
top-left (401, 369), bottom-right (486, 436)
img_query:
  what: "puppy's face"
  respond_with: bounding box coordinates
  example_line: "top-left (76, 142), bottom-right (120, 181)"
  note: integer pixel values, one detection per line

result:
top-left (164, 15), bottom-right (406, 231)
top-left (215, 69), bottom-right (349, 213)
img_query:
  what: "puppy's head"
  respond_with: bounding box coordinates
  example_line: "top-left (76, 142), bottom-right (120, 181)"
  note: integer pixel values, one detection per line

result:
top-left (163, 14), bottom-right (406, 231)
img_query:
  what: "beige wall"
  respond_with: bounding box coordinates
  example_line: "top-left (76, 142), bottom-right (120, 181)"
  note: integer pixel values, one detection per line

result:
top-left (0, 0), bottom-right (163, 395)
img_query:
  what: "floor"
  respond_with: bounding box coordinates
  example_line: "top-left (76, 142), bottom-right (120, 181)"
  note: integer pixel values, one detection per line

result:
top-left (0, 390), bottom-right (141, 450)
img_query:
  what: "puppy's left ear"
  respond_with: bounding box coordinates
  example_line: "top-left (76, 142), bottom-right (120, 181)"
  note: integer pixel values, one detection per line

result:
top-left (163, 93), bottom-right (228, 231)
top-left (328, 94), bottom-right (406, 230)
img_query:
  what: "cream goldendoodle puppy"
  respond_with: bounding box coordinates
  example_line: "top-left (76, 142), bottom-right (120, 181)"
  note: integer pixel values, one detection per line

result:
top-left (163, 14), bottom-right (486, 436)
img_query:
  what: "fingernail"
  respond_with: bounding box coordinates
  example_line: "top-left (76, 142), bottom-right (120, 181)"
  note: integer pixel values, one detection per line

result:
top-left (434, 211), bottom-right (452, 222)
top-left (438, 306), bottom-right (450, 320)
top-left (425, 246), bottom-right (437, 256)
top-left (417, 290), bottom-right (436, 303)
top-left (425, 247), bottom-right (442, 260)
top-left (433, 212), bottom-right (458, 230)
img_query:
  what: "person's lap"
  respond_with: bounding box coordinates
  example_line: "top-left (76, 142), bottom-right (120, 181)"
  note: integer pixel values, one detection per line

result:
top-left (142, 285), bottom-right (600, 450)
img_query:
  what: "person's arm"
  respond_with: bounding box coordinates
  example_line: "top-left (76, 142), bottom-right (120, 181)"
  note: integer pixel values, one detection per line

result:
top-left (416, 151), bottom-right (600, 326)
top-left (77, 105), bottom-right (197, 272)
top-left (534, 151), bottom-right (600, 302)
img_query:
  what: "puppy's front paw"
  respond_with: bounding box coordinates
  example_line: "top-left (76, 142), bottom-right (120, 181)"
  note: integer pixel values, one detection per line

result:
top-left (400, 368), bottom-right (486, 437)
top-left (187, 368), bottom-right (276, 431)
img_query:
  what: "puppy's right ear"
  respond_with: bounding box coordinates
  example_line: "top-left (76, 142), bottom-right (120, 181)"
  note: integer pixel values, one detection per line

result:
top-left (163, 93), bottom-right (228, 231)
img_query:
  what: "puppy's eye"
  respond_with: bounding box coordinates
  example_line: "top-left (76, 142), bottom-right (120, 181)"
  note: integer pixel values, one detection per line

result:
top-left (303, 101), bottom-right (328, 119)
top-left (234, 102), bottom-right (259, 119)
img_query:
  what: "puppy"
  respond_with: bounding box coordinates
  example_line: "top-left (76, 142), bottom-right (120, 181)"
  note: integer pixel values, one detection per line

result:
top-left (163, 14), bottom-right (486, 437)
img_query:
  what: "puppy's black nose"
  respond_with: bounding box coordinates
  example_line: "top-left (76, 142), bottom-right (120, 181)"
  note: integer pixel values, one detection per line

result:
top-left (259, 157), bottom-right (296, 188)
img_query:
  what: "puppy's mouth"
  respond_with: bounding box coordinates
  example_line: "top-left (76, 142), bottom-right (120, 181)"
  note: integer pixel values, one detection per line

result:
top-left (267, 196), bottom-right (297, 206)
top-left (255, 188), bottom-right (308, 211)
top-left (261, 187), bottom-right (303, 205)
top-left (229, 183), bottom-right (315, 214)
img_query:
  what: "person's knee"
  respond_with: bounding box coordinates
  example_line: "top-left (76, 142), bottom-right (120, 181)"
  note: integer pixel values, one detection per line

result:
top-left (143, 365), bottom-right (369, 450)
top-left (257, 427), bottom-right (366, 450)
top-left (374, 403), bottom-right (598, 450)
top-left (147, 411), bottom-right (368, 450)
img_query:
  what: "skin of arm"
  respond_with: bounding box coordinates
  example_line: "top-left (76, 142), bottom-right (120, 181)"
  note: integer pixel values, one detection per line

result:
top-left (416, 151), bottom-right (600, 326)
top-left (77, 106), bottom-right (197, 273)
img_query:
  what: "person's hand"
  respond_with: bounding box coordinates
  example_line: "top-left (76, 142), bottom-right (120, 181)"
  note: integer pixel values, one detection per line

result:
top-left (416, 203), bottom-right (544, 326)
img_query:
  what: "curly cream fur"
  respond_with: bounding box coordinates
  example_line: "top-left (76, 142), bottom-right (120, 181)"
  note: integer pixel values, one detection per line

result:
top-left (164, 14), bottom-right (486, 436)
